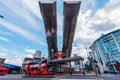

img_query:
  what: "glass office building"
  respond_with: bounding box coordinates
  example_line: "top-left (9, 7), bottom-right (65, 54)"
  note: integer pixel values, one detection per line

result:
top-left (90, 29), bottom-right (120, 72)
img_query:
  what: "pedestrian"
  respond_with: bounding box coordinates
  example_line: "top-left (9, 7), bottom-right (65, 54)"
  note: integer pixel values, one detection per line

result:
top-left (98, 70), bottom-right (101, 75)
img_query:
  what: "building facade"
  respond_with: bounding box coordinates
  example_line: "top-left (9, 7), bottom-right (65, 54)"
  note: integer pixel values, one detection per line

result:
top-left (33, 50), bottom-right (42, 59)
top-left (90, 29), bottom-right (120, 73)
top-left (22, 50), bottom-right (42, 73)
top-left (73, 54), bottom-right (81, 71)
top-left (0, 58), bottom-right (5, 65)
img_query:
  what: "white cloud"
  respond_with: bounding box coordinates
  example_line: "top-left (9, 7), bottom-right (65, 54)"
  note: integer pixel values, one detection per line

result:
top-left (0, 45), bottom-right (25, 66)
top-left (23, 0), bottom-right (42, 19)
top-left (0, 31), bottom-right (13, 35)
top-left (0, 45), bottom-right (38, 66)
top-left (5, 55), bottom-right (24, 66)
top-left (71, 43), bottom-right (90, 62)
top-left (0, 36), bottom-right (11, 42)
top-left (0, 0), bottom-right (33, 26)
top-left (0, 52), bottom-right (7, 58)
top-left (57, 13), bottom-right (63, 36)
top-left (0, 19), bottom-right (47, 46)
top-left (24, 48), bottom-right (36, 54)
top-left (0, 0), bottom-right (43, 31)
top-left (89, 0), bottom-right (120, 33)
top-left (80, 0), bottom-right (96, 13)
top-left (0, 45), bottom-right (7, 51)
top-left (72, 0), bottom-right (120, 61)
top-left (26, 54), bottom-right (33, 58)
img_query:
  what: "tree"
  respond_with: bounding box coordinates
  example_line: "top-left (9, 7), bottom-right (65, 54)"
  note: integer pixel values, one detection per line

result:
top-left (84, 61), bottom-right (93, 72)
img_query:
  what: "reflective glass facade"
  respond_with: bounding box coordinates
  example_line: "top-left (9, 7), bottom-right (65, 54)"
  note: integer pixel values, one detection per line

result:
top-left (90, 29), bottom-right (120, 67)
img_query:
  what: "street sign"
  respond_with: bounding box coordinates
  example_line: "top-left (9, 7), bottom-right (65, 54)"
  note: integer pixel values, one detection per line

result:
top-left (55, 51), bottom-right (65, 59)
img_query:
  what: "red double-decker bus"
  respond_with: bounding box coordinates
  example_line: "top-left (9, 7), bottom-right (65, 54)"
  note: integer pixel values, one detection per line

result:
top-left (24, 56), bottom-right (84, 75)
top-left (25, 59), bottom-right (53, 75)
top-left (115, 61), bottom-right (120, 72)
top-left (0, 65), bottom-right (9, 76)
top-left (116, 65), bottom-right (120, 71)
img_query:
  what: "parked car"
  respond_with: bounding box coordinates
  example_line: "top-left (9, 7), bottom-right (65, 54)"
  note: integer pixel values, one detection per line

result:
top-left (104, 70), bottom-right (118, 74)
top-left (104, 70), bottom-right (109, 73)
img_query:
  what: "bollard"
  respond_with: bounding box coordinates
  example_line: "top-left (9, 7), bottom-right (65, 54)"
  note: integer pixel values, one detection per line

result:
top-left (92, 71), bottom-right (94, 76)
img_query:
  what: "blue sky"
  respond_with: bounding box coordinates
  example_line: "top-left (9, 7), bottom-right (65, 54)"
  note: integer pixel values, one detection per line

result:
top-left (0, 0), bottom-right (120, 66)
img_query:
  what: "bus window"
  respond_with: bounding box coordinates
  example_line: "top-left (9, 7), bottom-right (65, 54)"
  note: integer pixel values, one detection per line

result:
top-left (42, 60), bottom-right (47, 63)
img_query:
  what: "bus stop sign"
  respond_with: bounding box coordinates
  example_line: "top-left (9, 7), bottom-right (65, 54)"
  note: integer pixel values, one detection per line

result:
top-left (55, 51), bottom-right (65, 59)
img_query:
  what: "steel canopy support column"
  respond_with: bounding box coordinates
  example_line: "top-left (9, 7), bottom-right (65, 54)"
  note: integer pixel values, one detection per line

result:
top-left (69, 61), bottom-right (72, 75)
top-left (59, 63), bottom-right (62, 74)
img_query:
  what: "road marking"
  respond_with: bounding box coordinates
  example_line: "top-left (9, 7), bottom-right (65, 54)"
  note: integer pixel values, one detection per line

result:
top-left (59, 79), bottom-right (103, 80)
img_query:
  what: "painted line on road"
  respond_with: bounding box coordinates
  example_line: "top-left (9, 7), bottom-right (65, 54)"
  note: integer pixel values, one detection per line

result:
top-left (59, 78), bottom-right (104, 80)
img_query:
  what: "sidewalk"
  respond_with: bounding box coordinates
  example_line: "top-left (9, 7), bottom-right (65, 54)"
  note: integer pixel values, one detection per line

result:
top-left (98, 73), bottom-right (120, 77)
top-left (58, 75), bottom-right (103, 80)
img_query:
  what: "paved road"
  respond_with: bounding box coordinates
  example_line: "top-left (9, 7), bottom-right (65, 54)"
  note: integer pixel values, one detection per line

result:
top-left (0, 74), bottom-right (101, 80)
top-left (0, 74), bottom-right (120, 80)
top-left (0, 74), bottom-right (57, 80)
top-left (96, 74), bottom-right (120, 80)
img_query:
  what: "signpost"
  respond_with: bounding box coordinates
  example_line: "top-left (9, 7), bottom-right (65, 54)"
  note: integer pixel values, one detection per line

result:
top-left (55, 51), bottom-right (65, 59)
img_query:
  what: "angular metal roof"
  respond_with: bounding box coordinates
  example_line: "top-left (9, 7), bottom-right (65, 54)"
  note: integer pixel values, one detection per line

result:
top-left (49, 56), bottom-right (84, 63)
top-left (39, 2), bottom-right (58, 60)
top-left (4, 63), bottom-right (21, 69)
top-left (62, 1), bottom-right (81, 57)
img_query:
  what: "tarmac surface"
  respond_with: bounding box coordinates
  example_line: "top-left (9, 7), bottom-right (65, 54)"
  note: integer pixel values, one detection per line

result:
top-left (0, 74), bottom-right (120, 80)
top-left (0, 74), bottom-right (57, 80)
